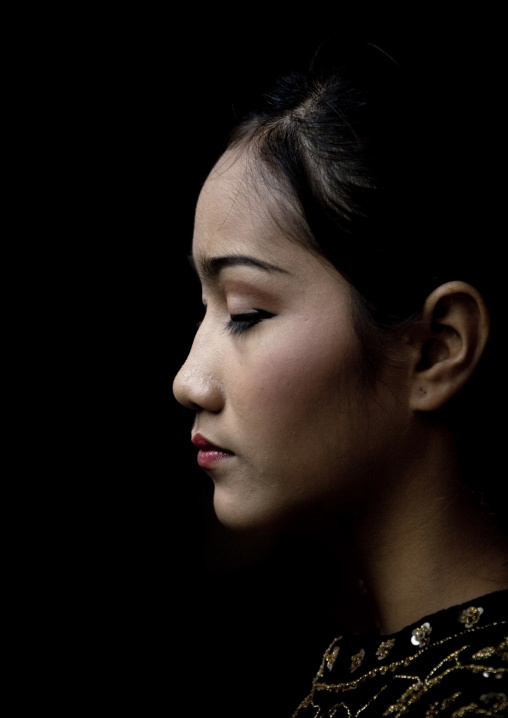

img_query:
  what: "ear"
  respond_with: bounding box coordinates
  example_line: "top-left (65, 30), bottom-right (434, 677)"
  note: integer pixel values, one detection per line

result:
top-left (408, 281), bottom-right (490, 411)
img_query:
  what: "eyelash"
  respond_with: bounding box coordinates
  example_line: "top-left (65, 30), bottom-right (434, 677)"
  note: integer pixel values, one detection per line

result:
top-left (226, 309), bottom-right (275, 335)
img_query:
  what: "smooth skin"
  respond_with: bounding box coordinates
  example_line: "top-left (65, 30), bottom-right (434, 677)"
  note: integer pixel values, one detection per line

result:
top-left (173, 146), bottom-right (508, 633)
top-left (173, 148), bottom-right (413, 529)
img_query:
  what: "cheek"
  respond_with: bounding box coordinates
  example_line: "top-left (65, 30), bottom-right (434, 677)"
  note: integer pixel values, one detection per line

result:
top-left (232, 321), bottom-right (356, 425)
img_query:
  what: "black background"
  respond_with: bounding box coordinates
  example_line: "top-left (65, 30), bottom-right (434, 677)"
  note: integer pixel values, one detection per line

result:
top-left (42, 13), bottom-right (347, 716)
top-left (33, 7), bottom-right (504, 716)
top-left (122, 19), bottom-right (344, 716)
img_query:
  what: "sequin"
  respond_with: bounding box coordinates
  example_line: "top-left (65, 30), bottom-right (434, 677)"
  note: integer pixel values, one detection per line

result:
top-left (480, 692), bottom-right (507, 704)
top-left (350, 648), bottom-right (365, 673)
top-left (458, 605), bottom-right (484, 628)
top-left (326, 645), bottom-right (340, 671)
top-left (498, 637), bottom-right (508, 661)
top-left (376, 639), bottom-right (395, 660)
top-left (482, 671), bottom-right (502, 679)
top-left (411, 622), bottom-right (432, 646)
top-left (383, 680), bottom-right (424, 715)
top-left (473, 646), bottom-right (496, 660)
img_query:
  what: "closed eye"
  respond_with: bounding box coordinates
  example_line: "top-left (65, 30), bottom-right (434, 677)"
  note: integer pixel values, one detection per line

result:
top-left (226, 309), bottom-right (275, 335)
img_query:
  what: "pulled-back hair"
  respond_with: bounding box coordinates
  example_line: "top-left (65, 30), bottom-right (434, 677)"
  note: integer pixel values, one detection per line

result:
top-left (225, 33), bottom-right (506, 532)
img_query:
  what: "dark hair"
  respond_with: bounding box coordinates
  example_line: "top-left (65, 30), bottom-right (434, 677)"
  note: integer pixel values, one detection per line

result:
top-left (224, 33), bottom-right (506, 531)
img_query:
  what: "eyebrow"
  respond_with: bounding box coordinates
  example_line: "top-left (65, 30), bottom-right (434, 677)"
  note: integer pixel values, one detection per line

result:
top-left (188, 254), bottom-right (289, 280)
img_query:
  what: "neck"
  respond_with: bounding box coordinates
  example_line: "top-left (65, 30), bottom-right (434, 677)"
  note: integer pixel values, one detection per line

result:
top-left (341, 425), bottom-right (508, 635)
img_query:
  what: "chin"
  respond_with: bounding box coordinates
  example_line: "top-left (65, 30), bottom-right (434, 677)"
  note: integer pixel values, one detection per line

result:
top-left (213, 500), bottom-right (276, 534)
top-left (212, 491), bottom-right (311, 536)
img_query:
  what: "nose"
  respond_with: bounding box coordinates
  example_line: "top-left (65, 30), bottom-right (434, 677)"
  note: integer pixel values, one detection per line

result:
top-left (172, 329), bottom-right (224, 413)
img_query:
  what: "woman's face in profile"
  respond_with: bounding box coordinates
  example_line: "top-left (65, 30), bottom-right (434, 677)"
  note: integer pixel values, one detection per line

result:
top-left (173, 149), bottom-right (411, 530)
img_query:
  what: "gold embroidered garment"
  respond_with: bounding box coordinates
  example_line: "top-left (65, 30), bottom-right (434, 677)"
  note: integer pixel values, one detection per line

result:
top-left (292, 590), bottom-right (507, 717)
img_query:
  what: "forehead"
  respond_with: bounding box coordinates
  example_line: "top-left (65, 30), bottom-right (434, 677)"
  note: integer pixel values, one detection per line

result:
top-left (192, 147), bottom-right (350, 294)
top-left (193, 148), bottom-right (297, 264)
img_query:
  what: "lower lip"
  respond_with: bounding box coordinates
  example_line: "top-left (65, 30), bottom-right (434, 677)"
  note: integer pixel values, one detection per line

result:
top-left (197, 449), bottom-right (233, 469)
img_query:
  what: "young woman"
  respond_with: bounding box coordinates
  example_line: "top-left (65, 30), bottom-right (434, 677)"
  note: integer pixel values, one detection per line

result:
top-left (172, 30), bottom-right (508, 716)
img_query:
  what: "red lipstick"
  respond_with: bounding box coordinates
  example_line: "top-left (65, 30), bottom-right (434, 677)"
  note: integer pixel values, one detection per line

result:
top-left (191, 433), bottom-right (234, 469)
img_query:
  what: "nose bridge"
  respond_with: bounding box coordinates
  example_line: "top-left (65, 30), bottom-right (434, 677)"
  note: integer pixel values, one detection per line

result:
top-left (172, 327), bottom-right (224, 412)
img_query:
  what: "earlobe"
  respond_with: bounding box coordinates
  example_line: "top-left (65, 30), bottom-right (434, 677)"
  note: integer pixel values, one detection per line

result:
top-left (408, 281), bottom-right (490, 411)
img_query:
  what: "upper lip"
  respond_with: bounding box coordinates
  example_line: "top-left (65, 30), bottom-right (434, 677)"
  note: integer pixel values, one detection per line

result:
top-left (191, 433), bottom-right (230, 452)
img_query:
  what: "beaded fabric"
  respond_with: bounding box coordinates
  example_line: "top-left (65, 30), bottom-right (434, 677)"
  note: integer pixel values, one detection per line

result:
top-left (292, 590), bottom-right (507, 717)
